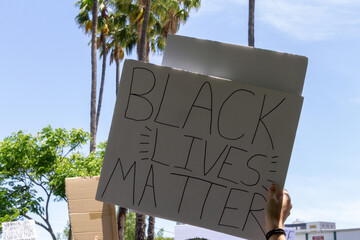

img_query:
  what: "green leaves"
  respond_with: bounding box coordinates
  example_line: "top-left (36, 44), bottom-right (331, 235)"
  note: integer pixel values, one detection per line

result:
top-left (0, 126), bottom-right (104, 234)
top-left (75, 0), bottom-right (202, 62)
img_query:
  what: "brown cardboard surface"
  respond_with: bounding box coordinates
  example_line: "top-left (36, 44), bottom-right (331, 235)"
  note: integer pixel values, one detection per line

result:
top-left (66, 177), bottom-right (118, 240)
top-left (73, 232), bottom-right (104, 240)
top-left (68, 199), bottom-right (104, 213)
top-left (66, 176), bottom-right (100, 199)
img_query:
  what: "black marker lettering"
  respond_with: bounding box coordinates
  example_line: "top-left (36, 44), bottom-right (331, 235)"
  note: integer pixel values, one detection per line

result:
top-left (154, 74), bottom-right (180, 128)
top-left (217, 146), bottom-right (247, 184)
top-left (182, 82), bottom-right (213, 134)
top-left (242, 192), bottom-right (266, 235)
top-left (240, 154), bottom-right (266, 187)
top-left (138, 164), bottom-right (157, 207)
top-left (171, 173), bottom-right (226, 216)
top-left (101, 158), bottom-right (136, 205)
top-left (218, 188), bottom-right (249, 228)
top-left (203, 142), bottom-right (228, 176)
top-left (174, 135), bottom-right (202, 172)
top-left (150, 128), bottom-right (170, 167)
top-left (217, 89), bottom-right (255, 140)
top-left (125, 68), bottom-right (155, 121)
top-left (251, 94), bottom-right (285, 150)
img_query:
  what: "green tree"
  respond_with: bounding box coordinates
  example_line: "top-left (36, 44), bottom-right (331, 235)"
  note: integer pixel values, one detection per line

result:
top-left (0, 126), bottom-right (103, 239)
top-left (107, 9), bottom-right (137, 94)
top-left (155, 228), bottom-right (174, 240)
top-left (55, 221), bottom-right (71, 240)
top-left (125, 210), bottom-right (136, 240)
top-left (119, 0), bottom-right (200, 62)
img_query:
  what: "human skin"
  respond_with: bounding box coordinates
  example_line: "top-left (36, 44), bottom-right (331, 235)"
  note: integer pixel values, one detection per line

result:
top-left (264, 184), bottom-right (292, 240)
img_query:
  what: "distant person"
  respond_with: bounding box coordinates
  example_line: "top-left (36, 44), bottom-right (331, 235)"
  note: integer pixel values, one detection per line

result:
top-left (264, 184), bottom-right (292, 240)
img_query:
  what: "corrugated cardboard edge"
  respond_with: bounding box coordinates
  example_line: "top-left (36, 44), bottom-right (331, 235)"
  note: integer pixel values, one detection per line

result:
top-left (65, 176), bottom-right (119, 240)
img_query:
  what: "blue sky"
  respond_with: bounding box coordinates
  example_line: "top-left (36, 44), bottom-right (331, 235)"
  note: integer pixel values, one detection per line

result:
top-left (1, 0), bottom-right (360, 239)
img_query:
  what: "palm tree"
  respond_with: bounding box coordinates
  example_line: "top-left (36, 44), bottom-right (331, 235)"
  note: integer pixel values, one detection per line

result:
top-left (74, 0), bottom-right (99, 153)
top-left (138, 0), bottom-right (152, 61)
top-left (147, 216), bottom-right (155, 240)
top-left (135, 213), bottom-right (146, 240)
top-left (90, 0), bottom-right (99, 153)
top-left (76, 0), bottom-right (115, 152)
top-left (107, 9), bottom-right (137, 93)
top-left (96, 0), bottom-right (111, 131)
top-left (248, 0), bottom-right (255, 47)
top-left (143, 0), bottom-right (201, 61)
top-left (118, 206), bottom-right (128, 240)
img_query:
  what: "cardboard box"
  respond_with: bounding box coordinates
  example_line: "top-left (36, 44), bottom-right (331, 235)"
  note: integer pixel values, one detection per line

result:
top-left (66, 177), bottom-right (118, 240)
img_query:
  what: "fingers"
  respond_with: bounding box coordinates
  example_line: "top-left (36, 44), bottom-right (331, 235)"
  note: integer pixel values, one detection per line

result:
top-left (283, 189), bottom-right (291, 201)
top-left (282, 189), bottom-right (292, 220)
top-left (269, 184), bottom-right (285, 201)
top-left (268, 183), bottom-right (279, 198)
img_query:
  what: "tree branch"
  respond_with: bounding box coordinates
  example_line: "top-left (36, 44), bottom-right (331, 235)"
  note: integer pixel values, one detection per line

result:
top-left (63, 143), bottom-right (81, 159)
top-left (25, 171), bottom-right (49, 196)
top-left (45, 188), bottom-right (53, 222)
top-left (23, 214), bottom-right (50, 232)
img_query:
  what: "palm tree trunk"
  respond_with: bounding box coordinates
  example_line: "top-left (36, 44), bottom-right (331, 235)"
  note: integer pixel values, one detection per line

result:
top-left (136, 1), bottom-right (152, 237)
top-left (115, 57), bottom-right (120, 94)
top-left (96, 38), bottom-right (107, 131)
top-left (138, 0), bottom-right (152, 61)
top-left (248, 0), bottom-right (255, 47)
top-left (68, 225), bottom-right (72, 240)
top-left (90, 0), bottom-right (98, 153)
top-left (135, 213), bottom-right (146, 240)
top-left (147, 216), bottom-right (155, 240)
top-left (118, 207), bottom-right (127, 240)
top-left (146, 40), bottom-right (150, 63)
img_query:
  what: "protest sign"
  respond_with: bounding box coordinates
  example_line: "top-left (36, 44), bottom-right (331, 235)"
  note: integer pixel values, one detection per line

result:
top-left (66, 177), bottom-right (118, 240)
top-left (96, 59), bottom-right (304, 240)
top-left (284, 228), bottom-right (296, 240)
top-left (2, 220), bottom-right (37, 240)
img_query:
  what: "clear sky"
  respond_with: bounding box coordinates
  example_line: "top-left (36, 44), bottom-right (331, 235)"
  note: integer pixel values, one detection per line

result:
top-left (1, 0), bottom-right (360, 239)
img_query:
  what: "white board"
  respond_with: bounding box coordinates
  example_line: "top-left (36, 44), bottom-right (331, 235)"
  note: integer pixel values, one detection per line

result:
top-left (96, 60), bottom-right (303, 240)
top-left (162, 35), bottom-right (308, 96)
top-left (2, 220), bottom-right (37, 240)
top-left (284, 228), bottom-right (296, 240)
top-left (175, 224), bottom-right (246, 240)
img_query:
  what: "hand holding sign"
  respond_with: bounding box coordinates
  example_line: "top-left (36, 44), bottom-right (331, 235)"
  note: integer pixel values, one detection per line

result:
top-left (265, 184), bottom-right (292, 240)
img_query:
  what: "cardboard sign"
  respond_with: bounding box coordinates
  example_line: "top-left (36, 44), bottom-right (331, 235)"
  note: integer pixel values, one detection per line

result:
top-left (162, 35), bottom-right (308, 96)
top-left (2, 220), bottom-right (37, 240)
top-left (66, 177), bottom-right (118, 240)
top-left (96, 59), bottom-right (304, 240)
